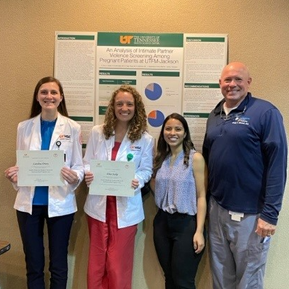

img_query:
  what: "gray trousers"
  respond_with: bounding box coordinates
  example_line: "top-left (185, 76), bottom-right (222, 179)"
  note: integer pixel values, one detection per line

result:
top-left (208, 197), bottom-right (271, 289)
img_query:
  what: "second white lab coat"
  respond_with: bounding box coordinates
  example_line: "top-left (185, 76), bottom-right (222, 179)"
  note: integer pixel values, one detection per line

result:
top-left (83, 124), bottom-right (154, 228)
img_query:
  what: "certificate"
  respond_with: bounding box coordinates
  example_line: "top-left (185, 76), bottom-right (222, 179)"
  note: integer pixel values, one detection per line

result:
top-left (89, 160), bottom-right (135, 197)
top-left (17, 150), bottom-right (64, 186)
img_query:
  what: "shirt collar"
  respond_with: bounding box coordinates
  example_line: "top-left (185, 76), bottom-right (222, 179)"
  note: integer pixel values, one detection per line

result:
top-left (214, 92), bottom-right (251, 116)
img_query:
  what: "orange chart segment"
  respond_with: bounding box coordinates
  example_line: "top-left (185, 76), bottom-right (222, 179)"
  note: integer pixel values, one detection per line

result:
top-left (148, 110), bottom-right (165, 127)
top-left (148, 110), bottom-right (157, 119)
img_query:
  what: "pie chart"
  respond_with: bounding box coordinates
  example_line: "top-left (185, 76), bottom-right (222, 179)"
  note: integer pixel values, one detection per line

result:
top-left (148, 110), bottom-right (165, 127)
top-left (145, 83), bottom-right (162, 101)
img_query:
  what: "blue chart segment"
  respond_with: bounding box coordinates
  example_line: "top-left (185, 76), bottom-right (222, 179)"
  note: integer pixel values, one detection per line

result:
top-left (145, 83), bottom-right (162, 101)
top-left (148, 110), bottom-right (165, 127)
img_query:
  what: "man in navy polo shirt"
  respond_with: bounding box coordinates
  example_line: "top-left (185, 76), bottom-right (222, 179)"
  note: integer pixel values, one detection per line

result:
top-left (203, 62), bottom-right (287, 289)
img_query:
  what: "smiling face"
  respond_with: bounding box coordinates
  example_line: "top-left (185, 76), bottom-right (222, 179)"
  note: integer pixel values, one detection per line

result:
top-left (163, 118), bottom-right (186, 152)
top-left (219, 62), bottom-right (252, 108)
top-left (114, 91), bottom-right (135, 124)
top-left (36, 82), bottom-right (63, 119)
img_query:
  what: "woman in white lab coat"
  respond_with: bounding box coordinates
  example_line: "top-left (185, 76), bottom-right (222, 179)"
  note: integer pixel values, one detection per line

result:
top-left (5, 76), bottom-right (84, 289)
top-left (84, 85), bottom-right (153, 289)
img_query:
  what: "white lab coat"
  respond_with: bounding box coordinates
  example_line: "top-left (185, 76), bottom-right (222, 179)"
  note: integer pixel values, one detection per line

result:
top-left (13, 113), bottom-right (84, 217)
top-left (83, 124), bottom-right (154, 228)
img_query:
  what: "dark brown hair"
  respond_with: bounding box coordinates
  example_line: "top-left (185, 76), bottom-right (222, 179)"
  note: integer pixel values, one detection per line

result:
top-left (29, 76), bottom-right (68, 118)
top-left (153, 113), bottom-right (195, 177)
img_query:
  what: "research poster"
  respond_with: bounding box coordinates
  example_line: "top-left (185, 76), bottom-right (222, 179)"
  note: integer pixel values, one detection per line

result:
top-left (183, 34), bottom-right (228, 149)
top-left (54, 32), bottom-right (227, 150)
top-left (54, 32), bottom-right (97, 144)
top-left (95, 32), bottom-right (184, 138)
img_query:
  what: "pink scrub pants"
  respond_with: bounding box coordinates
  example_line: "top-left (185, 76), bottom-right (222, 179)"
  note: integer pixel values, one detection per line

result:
top-left (87, 196), bottom-right (137, 289)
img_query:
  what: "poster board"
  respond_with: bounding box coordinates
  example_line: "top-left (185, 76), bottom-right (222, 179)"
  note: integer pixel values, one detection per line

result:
top-left (54, 32), bottom-right (227, 150)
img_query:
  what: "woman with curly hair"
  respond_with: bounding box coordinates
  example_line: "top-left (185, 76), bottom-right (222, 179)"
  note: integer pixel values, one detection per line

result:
top-left (83, 85), bottom-right (154, 289)
top-left (151, 113), bottom-right (207, 289)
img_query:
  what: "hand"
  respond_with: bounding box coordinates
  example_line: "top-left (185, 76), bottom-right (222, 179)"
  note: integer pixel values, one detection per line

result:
top-left (193, 231), bottom-right (205, 254)
top-left (61, 167), bottom-right (79, 185)
top-left (131, 179), bottom-right (139, 190)
top-left (85, 171), bottom-right (94, 187)
top-left (4, 166), bottom-right (18, 184)
top-left (255, 218), bottom-right (276, 237)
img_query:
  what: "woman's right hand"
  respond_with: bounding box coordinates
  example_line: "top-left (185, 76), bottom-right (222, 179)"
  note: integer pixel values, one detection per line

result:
top-left (4, 166), bottom-right (19, 184)
top-left (85, 171), bottom-right (94, 187)
top-left (193, 231), bottom-right (205, 254)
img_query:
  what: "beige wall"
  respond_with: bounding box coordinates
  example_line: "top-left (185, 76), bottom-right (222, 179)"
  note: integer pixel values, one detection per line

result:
top-left (1, 0), bottom-right (289, 288)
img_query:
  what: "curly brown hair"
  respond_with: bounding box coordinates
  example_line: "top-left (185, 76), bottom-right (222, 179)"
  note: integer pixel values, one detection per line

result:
top-left (103, 85), bottom-right (147, 142)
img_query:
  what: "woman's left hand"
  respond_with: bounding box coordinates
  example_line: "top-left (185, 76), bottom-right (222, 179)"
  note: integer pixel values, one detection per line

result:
top-left (193, 231), bottom-right (205, 254)
top-left (131, 179), bottom-right (139, 190)
top-left (61, 167), bottom-right (79, 185)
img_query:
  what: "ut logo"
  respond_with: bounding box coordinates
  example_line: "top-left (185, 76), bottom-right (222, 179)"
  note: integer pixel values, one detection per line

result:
top-left (120, 35), bottom-right (133, 44)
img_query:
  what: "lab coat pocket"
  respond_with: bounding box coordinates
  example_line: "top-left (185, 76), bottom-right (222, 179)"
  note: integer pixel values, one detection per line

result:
top-left (55, 140), bottom-right (73, 164)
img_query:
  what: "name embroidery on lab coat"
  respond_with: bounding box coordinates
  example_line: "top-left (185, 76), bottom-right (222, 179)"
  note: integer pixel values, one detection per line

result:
top-left (58, 134), bottom-right (71, 140)
top-left (130, 145), bottom-right (141, 151)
